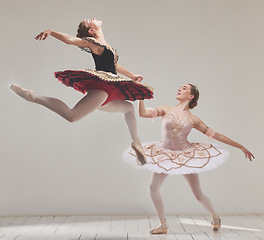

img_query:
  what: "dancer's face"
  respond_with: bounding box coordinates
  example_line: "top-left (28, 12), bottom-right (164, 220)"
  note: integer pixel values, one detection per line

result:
top-left (176, 84), bottom-right (194, 101)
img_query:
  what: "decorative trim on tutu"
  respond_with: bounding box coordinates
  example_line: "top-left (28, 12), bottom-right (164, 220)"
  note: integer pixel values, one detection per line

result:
top-left (124, 142), bottom-right (229, 175)
top-left (54, 69), bottom-right (153, 106)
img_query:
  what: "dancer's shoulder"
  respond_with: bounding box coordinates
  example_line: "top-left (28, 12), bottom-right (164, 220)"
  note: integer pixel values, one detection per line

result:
top-left (78, 37), bottom-right (106, 54)
top-left (191, 115), bottom-right (209, 132)
top-left (83, 37), bottom-right (106, 47)
top-left (156, 105), bottom-right (170, 117)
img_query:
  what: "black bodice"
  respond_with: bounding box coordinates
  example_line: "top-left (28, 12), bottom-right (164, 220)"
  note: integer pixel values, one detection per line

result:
top-left (79, 37), bottom-right (118, 75)
top-left (92, 47), bottom-right (117, 74)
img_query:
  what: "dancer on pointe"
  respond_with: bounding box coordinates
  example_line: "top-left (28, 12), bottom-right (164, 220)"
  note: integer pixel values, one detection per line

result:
top-left (124, 84), bottom-right (254, 233)
top-left (10, 18), bottom-right (153, 165)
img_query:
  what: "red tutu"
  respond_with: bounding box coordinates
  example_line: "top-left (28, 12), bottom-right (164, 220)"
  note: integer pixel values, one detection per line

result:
top-left (54, 69), bottom-right (153, 105)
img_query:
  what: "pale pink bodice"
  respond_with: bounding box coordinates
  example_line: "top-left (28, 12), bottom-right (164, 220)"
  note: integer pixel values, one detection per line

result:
top-left (126, 109), bottom-right (228, 175)
top-left (159, 112), bottom-right (193, 151)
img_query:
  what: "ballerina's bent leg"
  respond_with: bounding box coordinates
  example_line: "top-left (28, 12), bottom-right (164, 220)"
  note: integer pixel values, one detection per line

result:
top-left (98, 100), bottom-right (139, 140)
top-left (98, 100), bottom-right (147, 165)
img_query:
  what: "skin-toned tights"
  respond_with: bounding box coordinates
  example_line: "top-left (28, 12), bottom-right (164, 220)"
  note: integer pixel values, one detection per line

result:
top-left (36, 89), bottom-right (139, 141)
top-left (150, 173), bottom-right (218, 222)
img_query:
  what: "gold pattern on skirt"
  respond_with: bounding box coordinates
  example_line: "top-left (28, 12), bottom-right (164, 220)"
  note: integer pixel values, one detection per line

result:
top-left (128, 143), bottom-right (222, 172)
top-left (80, 69), bottom-right (154, 92)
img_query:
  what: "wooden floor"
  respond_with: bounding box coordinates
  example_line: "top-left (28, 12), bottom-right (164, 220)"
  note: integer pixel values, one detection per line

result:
top-left (0, 215), bottom-right (264, 240)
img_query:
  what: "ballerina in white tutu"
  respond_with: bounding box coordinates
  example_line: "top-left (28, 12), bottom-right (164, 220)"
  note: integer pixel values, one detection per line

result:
top-left (124, 83), bottom-right (254, 233)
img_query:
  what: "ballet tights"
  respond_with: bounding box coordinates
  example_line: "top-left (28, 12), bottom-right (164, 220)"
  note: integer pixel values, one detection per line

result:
top-left (35, 90), bottom-right (139, 141)
top-left (183, 174), bottom-right (218, 220)
top-left (36, 90), bottom-right (107, 122)
top-left (97, 99), bottom-right (140, 141)
top-left (150, 173), bottom-right (219, 223)
top-left (150, 173), bottom-right (168, 221)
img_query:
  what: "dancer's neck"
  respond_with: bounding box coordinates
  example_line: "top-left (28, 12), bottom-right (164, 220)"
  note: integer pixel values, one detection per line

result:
top-left (94, 30), bottom-right (106, 43)
top-left (175, 100), bottom-right (190, 112)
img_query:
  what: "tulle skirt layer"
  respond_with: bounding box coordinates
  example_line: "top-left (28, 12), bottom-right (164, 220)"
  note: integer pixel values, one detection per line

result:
top-left (124, 142), bottom-right (229, 175)
top-left (54, 69), bottom-right (153, 105)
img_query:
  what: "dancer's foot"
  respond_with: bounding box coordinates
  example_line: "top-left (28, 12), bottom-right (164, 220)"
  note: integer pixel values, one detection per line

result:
top-left (131, 140), bottom-right (147, 165)
top-left (211, 214), bottom-right (221, 231)
top-left (10, 84), bottom-right (37, 102)
top-left (211, 219), bottom-right (221, 231)
top-left (150, 219), bottom-right (168, 234)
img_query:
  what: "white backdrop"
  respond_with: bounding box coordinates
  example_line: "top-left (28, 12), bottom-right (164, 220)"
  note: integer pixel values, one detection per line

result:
top-left (0, 0), bottom-right (263, 216)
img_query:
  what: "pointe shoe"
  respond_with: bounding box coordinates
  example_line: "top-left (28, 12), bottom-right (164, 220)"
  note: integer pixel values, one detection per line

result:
top-left (131, 141), bottom-right (147, 165)
top-left (211, 219), bottom-right (221, 231)
top-left (150, 219), bottom-right (168, 234)
top-left (10, 84), bottom-right (37, 102)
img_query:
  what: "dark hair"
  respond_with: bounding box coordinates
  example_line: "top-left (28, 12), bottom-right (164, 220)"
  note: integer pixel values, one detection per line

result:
top-left (76, 21), bottom-right (93, 38)
top-left (188, 84), bottom-right (199, 109)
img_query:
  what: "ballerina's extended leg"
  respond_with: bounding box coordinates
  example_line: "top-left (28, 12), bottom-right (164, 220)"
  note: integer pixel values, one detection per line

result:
top-left (10, 84), bottom-right (37, 102)
top-left (98, 100), bottom-right (146, 165)
top-left (10, 84), bottom-right (108, 122)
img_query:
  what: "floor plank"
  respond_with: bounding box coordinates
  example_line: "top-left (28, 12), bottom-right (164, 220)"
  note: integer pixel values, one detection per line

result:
top-left (138, 216), bottom-right (151, 233)
top-left (127, 232), bottom-right (144, 240)
top-left (27, 216), bottom-right (54, 234)
top-left (37, 215), bottom-right (68, 240)
top-left (178, 215), bottom-right (201, 234)
top-left (166, 215), bottom-right (185, 234)
top-left (13, 216), bottom-right (42, 235)
top-left (174, 233), bottom-right (194, 240)
top-left (96, 232), bottom-right (127, 240)
top-left (111, 216), bottom-right (126, 233)
top-left (191, 232), bottom-right (210, 240)
top-left (82, 216), bottom-right (101, 234)
top-left (97, 216), bottom-right (111, 233)
top-left (2, 217), bottom-right (28, 234)
top-left (79, 232), bottom-right (97, 240)
top-left (0, 217), bottom-right (16, 238)
top-left (191, 215), bottom-right (211, 233)
top-left (125, 216), bottom-right (138, 233)
top-left (70, 216), bottom-right (91, 235)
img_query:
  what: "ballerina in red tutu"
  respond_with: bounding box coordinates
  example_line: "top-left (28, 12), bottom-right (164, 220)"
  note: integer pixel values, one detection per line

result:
top-left (10, 18), bottom-right (153, 165)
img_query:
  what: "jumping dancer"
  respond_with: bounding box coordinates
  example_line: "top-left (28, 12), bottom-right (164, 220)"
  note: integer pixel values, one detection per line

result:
top-left (124, 84), bottom-right (254, 233)
top-left (10, 18), bottom-right (153, 164)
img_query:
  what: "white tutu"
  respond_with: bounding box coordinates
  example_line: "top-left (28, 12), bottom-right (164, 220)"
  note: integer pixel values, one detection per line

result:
top-left (124, 142), bottom-right (229, 175)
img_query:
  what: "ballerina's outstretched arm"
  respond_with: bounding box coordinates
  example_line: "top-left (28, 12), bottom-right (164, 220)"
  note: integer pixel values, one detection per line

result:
top-left (138, 100), bottom-right (169, 118)
top-left (192, 115), bottom-right (255, 161)
top-left (35, 30), bottom-right (99, 51)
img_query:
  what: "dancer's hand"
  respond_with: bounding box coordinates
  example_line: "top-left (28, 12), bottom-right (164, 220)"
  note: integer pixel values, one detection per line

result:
top-left (35, 30), bottom-right (52, 41)
top-left (132, 74), bottom-right (143, 82)
top-left (241, 146), bottom-right (255, 161)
